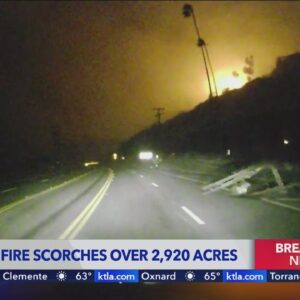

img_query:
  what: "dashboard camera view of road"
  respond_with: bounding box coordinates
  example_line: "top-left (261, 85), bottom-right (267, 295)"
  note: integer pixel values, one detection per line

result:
top-left (0, 155), bottom-right (299, 239)
top-left (0, 2), bottom-right (300, 239)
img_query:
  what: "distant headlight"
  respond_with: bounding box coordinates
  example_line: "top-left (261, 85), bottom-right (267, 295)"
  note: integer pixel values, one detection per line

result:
top-left (84, 161), bottom-right (99, 167)
top-left (138, 151), bottom-right (153, 160)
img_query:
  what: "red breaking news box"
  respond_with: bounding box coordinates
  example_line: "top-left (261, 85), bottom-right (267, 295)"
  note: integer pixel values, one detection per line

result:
top-left (255, 240), bottom-right (300, 270)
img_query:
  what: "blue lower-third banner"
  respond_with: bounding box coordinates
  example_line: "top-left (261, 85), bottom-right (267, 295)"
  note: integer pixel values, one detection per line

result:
top-left (0, 270), bottom-right (299, 283)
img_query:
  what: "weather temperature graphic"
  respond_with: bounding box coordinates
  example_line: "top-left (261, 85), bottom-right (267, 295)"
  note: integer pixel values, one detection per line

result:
top-left (185, 271), bottom-right (196, 281)
top-left (75, 272), bottom-right (93, 281)
top-left (56, 271), bottom-right (67, 282)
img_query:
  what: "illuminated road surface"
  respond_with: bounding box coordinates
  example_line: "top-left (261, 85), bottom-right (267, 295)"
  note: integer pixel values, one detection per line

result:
top-left (0, 167), bottom-right (299, 239)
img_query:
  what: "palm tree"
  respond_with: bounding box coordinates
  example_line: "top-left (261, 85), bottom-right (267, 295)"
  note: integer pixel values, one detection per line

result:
top-left (182, 4), bottom-right (218, 99)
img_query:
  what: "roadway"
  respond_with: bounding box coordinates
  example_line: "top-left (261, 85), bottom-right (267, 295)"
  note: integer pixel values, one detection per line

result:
top-left (0, 165), bottom-right (299, 239)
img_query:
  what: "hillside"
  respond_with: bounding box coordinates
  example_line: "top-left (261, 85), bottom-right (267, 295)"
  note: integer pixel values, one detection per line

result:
top-left (121, 53), bottom-right (300, 162)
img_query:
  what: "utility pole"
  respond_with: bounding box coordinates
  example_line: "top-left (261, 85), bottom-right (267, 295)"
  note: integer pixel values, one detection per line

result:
top-left (153, 107), bottom-right (165, 125)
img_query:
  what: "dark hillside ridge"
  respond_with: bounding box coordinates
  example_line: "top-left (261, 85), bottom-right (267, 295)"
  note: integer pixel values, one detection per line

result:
top-left (121, 53), bottom-right (300, 162)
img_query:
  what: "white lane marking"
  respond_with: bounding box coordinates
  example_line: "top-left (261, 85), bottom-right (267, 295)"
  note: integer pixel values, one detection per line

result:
top-left (261, 197), bottom-right (300, 213)
top-left (41, 178), bottom-right (49, 182)
top-left (0, 187), bottom-right (17, 194)
top-left (140, 175), bottom-right (144, 178)
top-left (181, 206), bottom-right (205, 225)
top-left (151, 182), bottom-right (159, 188)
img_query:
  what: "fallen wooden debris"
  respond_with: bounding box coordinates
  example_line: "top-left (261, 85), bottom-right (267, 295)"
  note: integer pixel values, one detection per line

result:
top-left (202, 164), bottom-right (286, 195)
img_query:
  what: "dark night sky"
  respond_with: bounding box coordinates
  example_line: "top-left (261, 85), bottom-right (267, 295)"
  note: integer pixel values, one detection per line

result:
top-left (0, 1), bottom-right (299, 161)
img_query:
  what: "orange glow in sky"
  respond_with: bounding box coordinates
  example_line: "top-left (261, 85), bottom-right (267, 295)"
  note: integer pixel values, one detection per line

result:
top-left (201, 68), bottom-right (249, 97)
top-left (215, 70), bottom-right (248, 94)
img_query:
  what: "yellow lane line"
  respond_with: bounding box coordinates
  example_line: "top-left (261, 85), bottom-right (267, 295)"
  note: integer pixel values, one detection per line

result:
top-left (58, 169), bottom-right (114, 239)
top-left (0, 172), bottom-right (90, 216)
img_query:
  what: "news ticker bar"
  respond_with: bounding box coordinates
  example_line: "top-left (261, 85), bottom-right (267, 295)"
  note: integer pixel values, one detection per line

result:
top-left (0, 270), bottom-right (300, 283)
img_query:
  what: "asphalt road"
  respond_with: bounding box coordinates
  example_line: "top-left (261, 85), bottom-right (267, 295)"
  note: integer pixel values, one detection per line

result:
top-left (0, 165), bottom-right (299, 239)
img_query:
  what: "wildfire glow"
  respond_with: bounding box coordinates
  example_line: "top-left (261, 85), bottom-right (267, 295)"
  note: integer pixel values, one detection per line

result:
top-left (215, 70), bottom-right (248, 94)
